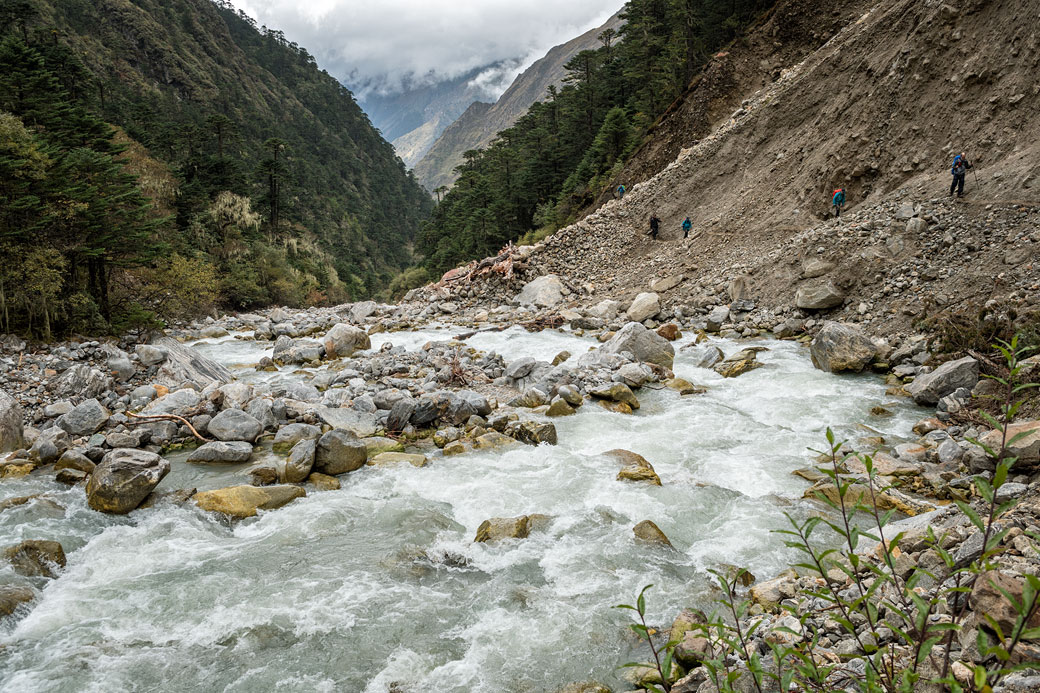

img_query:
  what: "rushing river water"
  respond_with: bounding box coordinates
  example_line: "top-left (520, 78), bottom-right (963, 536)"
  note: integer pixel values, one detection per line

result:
top-left (0, 327), bottom-right (922, 692)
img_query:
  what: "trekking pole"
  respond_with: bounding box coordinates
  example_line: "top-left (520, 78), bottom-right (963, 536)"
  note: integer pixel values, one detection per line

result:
top-left (972, 167), bottom-right (981, 189)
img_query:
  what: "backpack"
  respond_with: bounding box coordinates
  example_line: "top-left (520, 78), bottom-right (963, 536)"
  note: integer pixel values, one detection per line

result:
top-left (951, 155), bottom-right (961, 173)
top-left (832, 189), bottom-right (845, 205)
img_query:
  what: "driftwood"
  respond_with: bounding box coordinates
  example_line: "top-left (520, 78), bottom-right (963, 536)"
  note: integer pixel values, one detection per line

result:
top-left (439, 243), bottom-right (520, 287)
top-left (127, 411), bottom-right (211, 443)
top-left (452, 325), bottom-right (510, 341)
top-left (521, 315), bottom-right (565, 332)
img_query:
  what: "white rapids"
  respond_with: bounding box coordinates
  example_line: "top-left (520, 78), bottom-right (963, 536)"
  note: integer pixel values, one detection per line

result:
top-left (0, 327), bottom-right (922, 692)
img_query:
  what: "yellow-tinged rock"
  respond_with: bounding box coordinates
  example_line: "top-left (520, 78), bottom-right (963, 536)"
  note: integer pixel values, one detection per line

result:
top-left (1, 463), bottom-right (34, 479)
top-left (363, 436), bottom-right (405, 455)
top-left (194, 484), bottom-right (305, 518)
top-left (368, 452), bottom-right (428, 468)
top-left (633, 519), bottom-right (673, 547)
top-left (617, 464), bottom-right (662, 485)
top-left (442, 441), bottom-right (468, 456)
top-left (308, 472), bottom-right (341, 490)
top-left (597, 400), bottom-right (633, 414)
top-left (665, 378), bottom-right (706, 395)
top-left (474, 515), bottom-right (530, 543)
top-left (474, 432), bottom-right (518, 450)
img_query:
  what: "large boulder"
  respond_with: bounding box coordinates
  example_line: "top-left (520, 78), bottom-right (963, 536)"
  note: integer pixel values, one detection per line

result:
top-left (475, 515), bottom-right (537, 543)
top-left (713, 348), bottom-right (765, 378)
top-left (626, 292), bottom-right (661, 322)
top-left (151, 337), bottom-right (233, 389)
top-left (970, 570), bottom-right (1040, 636)
top-left (633, 520), bottom-right (672, 547)
top-left (0, 389), bottom-right (24, 453)
top-left (141, 388), bottom-right (202, 417)
top-left (207, 409), bottom-right (263, 442)
top-left (86, 448), bottom-right (170, 514)
top-left (104, 347), bottom-right (135, 381)
top-left (515, 274), bottom-right (565, 308)
top-left (50, 364), bottom-right (113, 399)
top-left (272, 423), bottom-right (321, 452)
top-left (906, 356), bottom-right (979, 405)
top-left (315, 407), bottom-right (378, 437)
top-left (809, 322), bottom-right (878, 373)
top-left (3, 540), bottom-right (66, 578)
top-left (314, 430), bottom-right (368, 475)
top-left (795, 280), bottom-right (845, 310)
top-left (322, 323), bottom-right (371, 359)
top-left (186, 441), bottom-right (253, 464)
top-left (600, 322), bottom-right (675, 369)
top-left (193, 484), bottom-right (305, 519)
top-left (56, 398), bottom-right (110, 437)
top-left (135, 344), bottom-right (167, 366)
top-left (272, 337), bottom-right (324, 364)
top-left (283, 438), bottom-right (317, 483)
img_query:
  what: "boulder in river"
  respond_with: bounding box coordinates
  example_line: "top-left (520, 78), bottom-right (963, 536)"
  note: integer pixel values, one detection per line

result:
top-left (283, 438), bottom-right (317, 483)
top-left (367, 452), bottom-right (428, 468)
top-left (590, 383), bottom-right (640, 410)
top-left (473, 514), bottom-right (549, 543)
top-left (186, 441), bottom-right (253, 464)
top-left (515, 274), bottom-right (565, 308)
top-left (809, 322), bottom-right (878, 373)
top-left (604, 450), bottom-right (662, 485)
top-left (906, 356), bottom-right (979, 405)
top-left (0, 389), bottom-right (25, 453)
top-left (193, 484), bottom-right (306, 519)
top-left (207, 409), bottom-right (263, 442)
top-left (626, 292), bottom-right (661, 322)
top-left (0, 585), bottom-right (35, 617)
top-left (633, 520), bottom-right (673, 547)
top-left (86, 448), bottom-right (170, 514)
top-left (322, 323), bottom-right (371, 359)
top-left (599, 322), bottom-right (674, 369)
top-left (151, 336), bottom-right (233, 389)
top-left (3, 540), bottom-right (66, 578)
top-left (713, 348), bottom-right (766, 378)
top-left (272, 423), bottom-right (321, 452)
top-left (314, 430), bottom-right (368, 475)
top-left (56, 398), bottom-right (110, 437)
top-left (513, 421), bottom-right (558, 446)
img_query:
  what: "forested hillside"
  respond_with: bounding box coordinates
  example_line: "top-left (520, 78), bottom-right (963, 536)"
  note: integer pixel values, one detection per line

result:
top-left (0, 0), bottom-right (431, 338)
top-left (413, 0), bottom-right (772, 281)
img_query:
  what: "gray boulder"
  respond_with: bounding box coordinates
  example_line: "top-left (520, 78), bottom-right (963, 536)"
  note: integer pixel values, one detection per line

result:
top-left (135, 344), bottom-right (167, 366)
top-left (152, 337), bottom-right (233, 389)
top-left (600, 322), bottom-right (675, 369)
top-left (515, 274), bottom-right (565, 308)
top-left (56, 398), bottom-right (110, 437)
top-left (86, 448), bottom-right (170, 514)
top-left (504, 357), bottom-right (537, 380)
top-left (51, 364), bottom-right (113, 399)
top-left (315, 407), bottom-right (377, 437)
top-left (795, 280), bottom-right (845, 310)
top-left (186, 441), bottom-right (253, 464)
top-left (705, 306), bottom-right (730, 332)
top-left (207, 409), bottom-right (263, 442)
top-left (626, 292), bottom-right (661, 322)
top-left (689, 345), bottom-right (723, 369)
top-left (284, 438), bottom-right (316, 483)
top-left (809, 322), bottom-right (878, 373)
top-left (142, 388), bottom-right (201, 417)
top-left (0, 389), bottom-right (24, 453)
top-left (322, 323), bottom-right (371, 359)
top-left (386, 399), bottom-right (416, 433)
top-left (906, 357), bottom-right (979, 405)
top-left (273, 337), bottom-right (324, 364)
top-left (104, 347), bottom-right (135, 381)
top-left (314, 430), bottom-right (367, 475)
top-left (272, 423), bottom-right (320, 451)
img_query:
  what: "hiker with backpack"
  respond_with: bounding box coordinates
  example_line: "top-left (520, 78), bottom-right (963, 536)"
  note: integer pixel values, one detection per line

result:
top-left (831, 188), bottom-right (846, 218)
top-left (950, 153), bottom-right (972, 197)
top-left (648, 212), bottom-right (660, 240)
top-left (616, 184), bottom-right (626, 200)
top-left (681, 216), bottom-right (692, 239)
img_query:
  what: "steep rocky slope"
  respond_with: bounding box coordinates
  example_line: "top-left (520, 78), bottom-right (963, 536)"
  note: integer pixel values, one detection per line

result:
top-left (414, 0), bottom-right (1040, 340)
top-left (413, 11), bottom-right (625, 192)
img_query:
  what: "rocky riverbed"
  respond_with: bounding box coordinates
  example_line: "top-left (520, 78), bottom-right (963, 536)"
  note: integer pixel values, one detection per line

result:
top-left (1, 292), bottom-right (1038, 692)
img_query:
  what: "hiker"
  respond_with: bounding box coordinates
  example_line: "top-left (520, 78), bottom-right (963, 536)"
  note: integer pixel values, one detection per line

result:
top-left (950, 153), bottom-right (972, 197)
top-left (648, 212), bottom-right (660, 240)
top-left (681, 216), bottom-right (692, 239)
top-left (831, 188), bottom-right (846, 218)
top-left (617, 184), bottom-right (625, 200)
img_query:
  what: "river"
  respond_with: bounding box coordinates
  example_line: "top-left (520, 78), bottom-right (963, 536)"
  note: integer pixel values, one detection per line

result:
top-left (0, 326), bottom-right (921, 692)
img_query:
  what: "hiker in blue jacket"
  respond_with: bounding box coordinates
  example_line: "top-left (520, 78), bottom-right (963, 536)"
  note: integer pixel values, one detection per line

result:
top-left (681, 216), bottom-right (692, 238)
top-left (616, 184), bottom-right (626, 200)
top-left (950, 153), bottom-right (972, 197)
top-left (831, 188), bottom-right (846, 217)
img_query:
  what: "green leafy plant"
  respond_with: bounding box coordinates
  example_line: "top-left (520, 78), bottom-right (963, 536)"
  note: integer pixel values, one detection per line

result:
top-left (616, 584), bottom-right (682, 692)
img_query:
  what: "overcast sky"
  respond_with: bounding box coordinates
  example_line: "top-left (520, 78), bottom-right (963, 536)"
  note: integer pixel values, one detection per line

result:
top-left (229, 0), bottom-right (621, 97)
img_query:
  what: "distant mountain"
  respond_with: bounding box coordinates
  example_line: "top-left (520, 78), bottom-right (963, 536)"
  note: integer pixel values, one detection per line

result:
top-left (413, 10), bottom-right (625, 193)
top-left (357, 65), bottom-right (501, 168)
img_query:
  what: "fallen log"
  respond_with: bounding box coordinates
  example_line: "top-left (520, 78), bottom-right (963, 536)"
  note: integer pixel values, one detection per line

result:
top-left (126, 411), bottom-right (211, 443)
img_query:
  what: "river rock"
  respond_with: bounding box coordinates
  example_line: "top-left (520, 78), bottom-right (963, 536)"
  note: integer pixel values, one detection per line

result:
top-left (546, 398), bottom-right (576, 417)
top-left (206, 409), bottom-right (263, 442)
top-left (513, 421), bottom-right (558, 446)
top-left (979, 420), bottom-right (1040, 465)
top-left (56, 398), bottom-right (110, 437)
top-left (617, 461), bottom-right (661, 485)
top-left (590, 383), bottom-right (640, 409)
top-left (363, 437), bottom-right (405, 455)
top-left (474, 515), bottom-right (531, 543)
top-left (0, 389), bottom-right (25, 453)
top-left (515, 274), bottom-right (565, 307)
top-left (656, 323), bottom-right (680, 341)
top-left (689, 344), bottom-right (723, 369)
top-left (186, 441), bottom-right (253, 464)
top-left (633, 520), bottom-right (672, 547)
top-left (600, 322), bottom-right (674, 369)
top-left (795, 280), bottom-right (845, 310)
top-left (906, 356), bottom-right (979, 405)
top-left (474, 432), bottom-right (519, 450)
top-left (587, 299), bottom-right (620, 320)
top-left (367, 452), bottom-right (428, 468)
top-left (322, 323), bottom-right (371, 359)
top-left (283, 438), bottom-right (316, 482)
top-left (193, 484), bottom-right (306, 518)
top-left (0, 585), bottom-right (35, 617)
top-left (55, 450), bottom-right (96, 474)
top-left (749, 573), bottom-right (797, 609)
top-left (3, 540), bottom-right (66, 578)
top-left (705, 305), bottom-right (730, 332)
top-left (316, 407), bottom-right (378, 437)
top-left (713, 348), bottom-right (765, 377)
top-left (810, 322), bottom-right (878, 373)
top-left (135, 344), bottom-right (167, 366)
top-left (105, 347), bottom-right (135, 381)
top-left (272, 423), bottom-right (321, 452)
top-left (308, 472), bottom-right (340, 490)
top-left (50, 364), bottom-right (112, 399)
top-left (314, 430), bottom-right (368, 475)
top-left (142, 388), bottom-right (201, 417)
top-left (970, 570), bottom-right (1040, 635)
top-left (86, 448), bottom-right (170, 514)
top-left (151, 337), bottom-right (233, 388)
top-left (626, 292), bottom-right (661, 322)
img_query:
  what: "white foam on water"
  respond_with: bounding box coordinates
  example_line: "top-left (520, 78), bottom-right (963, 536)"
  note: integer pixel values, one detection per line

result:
top-left (0, 332), bottom-right (924, 692)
